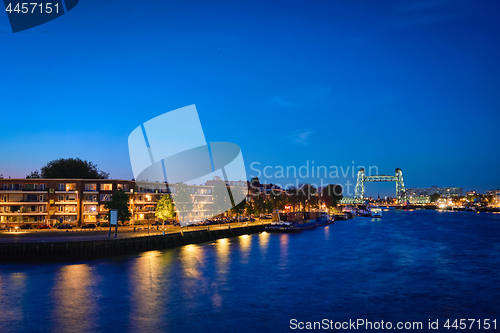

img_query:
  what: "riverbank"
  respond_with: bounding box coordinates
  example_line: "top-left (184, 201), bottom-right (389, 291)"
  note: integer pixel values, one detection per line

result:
top-left (0, 223), bottom-right (267, 262)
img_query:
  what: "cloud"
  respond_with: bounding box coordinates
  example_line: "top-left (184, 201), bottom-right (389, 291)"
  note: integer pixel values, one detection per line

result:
top-left (281, 130), bottom-right (315, 146)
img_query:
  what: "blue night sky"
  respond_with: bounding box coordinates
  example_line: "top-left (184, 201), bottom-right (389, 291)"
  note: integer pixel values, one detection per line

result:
top-left (1, 0), bottom-right (499, 197)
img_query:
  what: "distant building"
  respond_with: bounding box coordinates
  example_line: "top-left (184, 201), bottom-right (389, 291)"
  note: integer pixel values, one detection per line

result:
top-left (406, 186), bottom-right (463, 197)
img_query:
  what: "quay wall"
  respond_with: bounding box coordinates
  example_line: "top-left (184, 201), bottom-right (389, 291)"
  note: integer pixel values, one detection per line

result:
top-left (0, 224), bottom-right (266, 262)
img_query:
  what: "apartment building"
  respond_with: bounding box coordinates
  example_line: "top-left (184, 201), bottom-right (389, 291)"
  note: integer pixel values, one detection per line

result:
top-left (406, 186), bottom-right (463, 197)
top-left (0, 177), bottom-right (251, 227)
top-left (0, 179), bottom-right (136, 226)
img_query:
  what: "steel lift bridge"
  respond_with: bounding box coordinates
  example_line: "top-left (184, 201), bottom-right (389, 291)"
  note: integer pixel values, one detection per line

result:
top-left (354, 168), bottom-right (408, 203)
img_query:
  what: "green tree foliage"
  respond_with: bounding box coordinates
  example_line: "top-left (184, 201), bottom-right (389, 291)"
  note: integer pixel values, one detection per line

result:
top-left (229, 186), bottom-right (247, 218)
top-left (26, 170), bottom-right (41, 179)
top-left (245, 200), bottom-right (254, 216)
top-left (155, 194), bottom-right (176, 222)
top-left (172, 182), bottom-right (193, 223)
top-left (104, 189), bottom-right (131, 225)
top-left (252, 195), bottom-right (265, 216)
top-left (29, 158), bottom-right (109, 179)
top-left (430, 193), bottom-right (441, 203)
top-left (321, 184), bottom-right (343, 208)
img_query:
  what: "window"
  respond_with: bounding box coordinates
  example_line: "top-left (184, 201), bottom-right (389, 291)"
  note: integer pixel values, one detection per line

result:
top-left (58, 195), bottom-right (64, 202)
top-left (40, 184), bottom-right (46, 191)
top-left (84, 195), bottom-right (97, 202)
top-left (58, 206), bottom-right (64, 212)
top-left (101, 184), bottom-right (113, 191)
top-left (85, 184), bottom-right (97, 191)
top-left (100, 204), bottom-right (108, 211)
top-left (100, 194), bottom-right (112, 201)
top-left (39, 195), bottom-right (45, 202)
top-left (66, 194), bottom-right (76, 201)
top-left (58, 183), bottom-right (64, 191)
top-left (66, 183), bottom-right (76, 191)
top-left (117, 184), bottom-right (123, 190)
top-left (123, 184), bottom-right (129, 191)
top-left (84, 205), bottom-right (97, 213)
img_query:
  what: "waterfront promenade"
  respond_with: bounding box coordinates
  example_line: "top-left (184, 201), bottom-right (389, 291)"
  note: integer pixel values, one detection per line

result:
top-left (0, 220), bottom-right (269, 243)
top-left (0, 220), bottom-right (270, 261)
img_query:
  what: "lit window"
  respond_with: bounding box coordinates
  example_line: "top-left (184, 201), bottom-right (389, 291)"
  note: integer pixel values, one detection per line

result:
top-left (100, 184), bottom-right (113, 191)
top-left (85, 184), bottom-right (97, 191)
top-left (66, 183), bottom-right (76, 191)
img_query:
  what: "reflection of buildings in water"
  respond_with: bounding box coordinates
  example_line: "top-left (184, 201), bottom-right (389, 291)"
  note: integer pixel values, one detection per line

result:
top-left (181, 244), bottom-right (205, 281)
top-left (239, 234), bottom-right (252, 263)
top-left (324, 225), bottom-right (330, 240)
top-left (51, 264), bottom-right (96, 333)
top-left (128, 250), bottom-right (166, 332)
top-left (211, 238), bottom-right (231, 311)
top-left (215, 238), bottom-right (230, 271)
top-left (258, 231), bottom-right (270, 258)
top-left (0, 273), bottom-right (27, 325)
top-left (279, 234), bottom-right (289, 270)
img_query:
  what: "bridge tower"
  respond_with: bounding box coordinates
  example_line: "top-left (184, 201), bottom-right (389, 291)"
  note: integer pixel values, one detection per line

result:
top-left (354, 168), bottom-right (408, 203)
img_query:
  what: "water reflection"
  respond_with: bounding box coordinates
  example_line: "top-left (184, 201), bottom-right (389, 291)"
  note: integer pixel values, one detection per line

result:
top-left (212, 238), bottom-right (231, 310)
top-left (259, 231), bottom-right (270, 257)
top-left (0, 273), bottom-right (27, 326)
top-left (279, 234), bottom-right (289, 270)
top-left (239, 234), bottom-right (252, 264)
top-left (324, 226), bottom-right (330, 241)
top-left (181, 245), bottom-right (205, 280)
top-left (51, 264), bottom-right (96, 333)
top-left (128, 250), bottom-right (168, 332)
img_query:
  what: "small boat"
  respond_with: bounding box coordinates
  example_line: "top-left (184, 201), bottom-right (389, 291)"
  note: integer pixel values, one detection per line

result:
top-left (265, 211), bottom-right (329, 232)
top-left (370, 207), bottom-right (382, 218)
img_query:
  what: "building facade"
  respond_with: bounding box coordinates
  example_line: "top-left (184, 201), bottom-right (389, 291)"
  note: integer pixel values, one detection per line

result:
top-left (0, 179), bottom-right (219, 227)
top-left (406, 186), bottom-right (463, 197)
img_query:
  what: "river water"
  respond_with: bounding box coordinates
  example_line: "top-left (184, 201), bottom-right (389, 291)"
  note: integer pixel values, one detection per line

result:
top-left (0, 210), bottom-right (499, 332)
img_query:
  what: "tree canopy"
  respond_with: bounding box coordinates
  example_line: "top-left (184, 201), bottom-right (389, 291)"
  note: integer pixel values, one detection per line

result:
top-left (104, 189), bottom-right (131, 225)
top-left (27, 158), bottom-right (109, 179)
top-left (430, 193), bottom-right (441, 202)
top-left (156, 194), bottom-right (176, 222)
top-left (321, 184), bottom-right (343, 208)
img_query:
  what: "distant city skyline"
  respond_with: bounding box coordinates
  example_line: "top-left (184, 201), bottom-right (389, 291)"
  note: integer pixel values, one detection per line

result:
top-left (1, 0), bottom-right (500, 197)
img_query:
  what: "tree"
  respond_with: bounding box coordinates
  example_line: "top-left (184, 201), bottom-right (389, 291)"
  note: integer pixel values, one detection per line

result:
top-left (430, 193), bottom-right (441, 203)
top-left (155, 194), bottom-right (176, 225)
top-left (211, 181), bottom-right (232, 218)
top-left (172, 182), bottom-right (193, 225)
top-left (321, 184), bottom-right (343, 208)
top-left (253, 195), bottom-right (265, 216)
top-left (229, 186), bottom-right (247, 219)
top-left (26, 170), bottom-right (41, 179)
top-left (245, 200), bottom-right (254, 216)
top-left (30, 158), bottom-right (109, 179)
top-left (104, 189), bottom-right (131, 225)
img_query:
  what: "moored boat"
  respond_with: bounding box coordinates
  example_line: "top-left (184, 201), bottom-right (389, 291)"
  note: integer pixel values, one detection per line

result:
top-left (370, 207), bottom-right (382, 218)
top-left (265, 211), bottom-right (330, 232)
